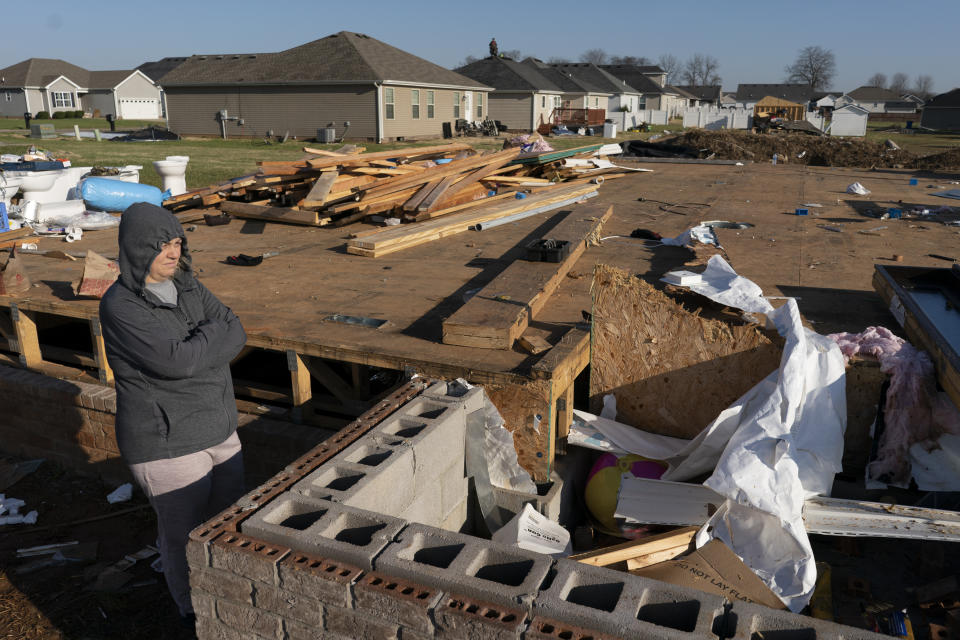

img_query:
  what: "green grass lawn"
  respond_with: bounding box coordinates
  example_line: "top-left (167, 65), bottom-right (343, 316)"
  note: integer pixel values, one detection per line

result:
top-left (0, 117), bottom-right (163, 131)
top-left (862, 119), bottom-right (960, 156)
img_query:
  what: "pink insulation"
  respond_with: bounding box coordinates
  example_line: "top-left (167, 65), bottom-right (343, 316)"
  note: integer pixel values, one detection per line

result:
top-left (829, 326), bottom-right (960, 485)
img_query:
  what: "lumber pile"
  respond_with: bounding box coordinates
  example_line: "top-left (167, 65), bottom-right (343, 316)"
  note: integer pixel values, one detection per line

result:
top-left (163, 142), bottom-right (634, 227)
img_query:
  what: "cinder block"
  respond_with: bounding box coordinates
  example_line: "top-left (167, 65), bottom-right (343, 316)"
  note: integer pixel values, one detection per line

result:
top-left (727, 600), bottom-right (893, 640)
top-left (439, 498), bottom-right (469, 533)
top-left (354, 572), bottom-right (444, 634)
top-left (191, 567), bottom-right (254, 605)
top-left (211, 532), bottom-right (290, 586)
top-left (294, 439), bottom-right (416, 516)
top-left (281, 618), bottom-right (323, 640)
top-left (277, 552), bottom-right (363, 609)
top-left (422, 381), bottom-right (487, 414)
top-left (398, 628), bottom-right (434, 640)
top-left (434, 594), bottom-right (527, 640)
top-left (215, 598), bottom-right (283, 639)
top-left (525, 615), bottom-right (625, 640)
top-left (533, 558), bottom-right (726, 640)
top-left (243, 494), bottom-right (406, 571)
top-left (399, 483), bottom-right (443, 527)
top-left (491, 473), bottom-right (563, 522)
top-left (439, 457), bottom-right (468, 517)
top-left (325, 604), bottom-right (400, 640)
top-left (375, 523), bottom-right (551, 611)
top-left (252, 583), bottom-right (322, 628)
top-left (371, 396), bottom-right (466, 494)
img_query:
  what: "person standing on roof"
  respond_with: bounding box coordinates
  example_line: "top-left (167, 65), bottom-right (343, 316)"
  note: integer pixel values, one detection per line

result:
top-left (489, 37), bottom-right (498, 57)
top-left (99, 202), bottom-right (248, 629)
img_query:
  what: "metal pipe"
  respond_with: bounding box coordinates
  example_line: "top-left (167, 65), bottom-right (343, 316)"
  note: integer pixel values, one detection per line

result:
top-left (473, 191), bottom-right (597, 231)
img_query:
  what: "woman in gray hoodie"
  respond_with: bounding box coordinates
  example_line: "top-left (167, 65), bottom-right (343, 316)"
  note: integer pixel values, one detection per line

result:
top-left (99, 202), bottom-right (247, 626)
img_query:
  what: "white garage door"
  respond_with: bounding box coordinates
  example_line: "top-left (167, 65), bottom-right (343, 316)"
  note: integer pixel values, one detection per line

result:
top-left (119, 98), bottom-right (160, 119)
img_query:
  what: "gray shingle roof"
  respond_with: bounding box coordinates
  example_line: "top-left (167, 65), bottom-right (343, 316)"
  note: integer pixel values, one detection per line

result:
top-left (0, 58), bottom-right (142, 89)
top-left (455, 56), bottom-right (562, 92)
top-left (137, 57), bottom-right (189, 83)
top-left (598, 65), bottom-right (677, 95)
top-left (735, 84), bottom-right (816, 103)
top-left (924, 88), bottom-right (960, 108)
top-left (161, 32), bottom-right (489, 89)
top-left (676, 85), bottom-right (722, 101)
top-left (549, 63), bottom-right (641, 94)
top-left (846, 85), bottom-right (904, 102)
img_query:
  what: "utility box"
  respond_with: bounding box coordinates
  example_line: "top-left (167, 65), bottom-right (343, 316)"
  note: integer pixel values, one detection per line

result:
top-left (30, 124), bottom-right (56, 139)
top-left (317, 127), bottom-right (336, 143)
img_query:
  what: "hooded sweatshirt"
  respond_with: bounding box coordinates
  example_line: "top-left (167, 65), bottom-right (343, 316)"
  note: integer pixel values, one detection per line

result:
top-left (99, 202), bottom-right (247, 464)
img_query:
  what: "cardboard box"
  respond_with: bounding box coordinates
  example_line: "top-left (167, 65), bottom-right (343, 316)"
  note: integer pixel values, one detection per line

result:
top-left (632, 539), bottom-right (786, 610)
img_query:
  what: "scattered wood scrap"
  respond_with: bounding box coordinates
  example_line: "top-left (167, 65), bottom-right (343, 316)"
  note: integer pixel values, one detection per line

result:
top-left (569, 526), bottom-right (697, 570)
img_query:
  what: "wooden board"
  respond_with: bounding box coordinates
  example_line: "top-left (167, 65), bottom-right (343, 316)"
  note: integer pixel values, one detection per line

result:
top-left (589, 264), bottom-right (782, 439)
top-left (347, 183), bottom-right (598, 258)
top-left (570, 527), bottom-right (697, 567)
top-left (442, 204), bottom-right (612, 349)
top-left (219, 201), bottom-right (322, 226)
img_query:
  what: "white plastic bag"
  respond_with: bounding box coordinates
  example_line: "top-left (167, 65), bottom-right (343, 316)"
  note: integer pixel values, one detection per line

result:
top-left (846, 182), bottom-right (870, 195)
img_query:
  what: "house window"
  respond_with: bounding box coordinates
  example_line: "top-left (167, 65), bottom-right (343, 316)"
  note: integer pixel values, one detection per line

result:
top-left (412, 89), bottom-right (420, 119)
top-left (453, 91), bottom-right (460, 119)
top-left (52, 91), bottom-right (74, 108)
top-left (638, 97), bottom-right (646, 109)
top-left (593, 96), bottom-right (599, 108)
top-left (427, 90), bottom-right (435, 119)
top-left (4, 92), bottom-right (11, 102)
top-left (384, 87), bottom-right (395, 120)
top-left (541, 96), bottom-right (545, 108)
top-left (553, 96), bottom-right (561, 108)
top-left (475, 92), bottom-right (483, 119)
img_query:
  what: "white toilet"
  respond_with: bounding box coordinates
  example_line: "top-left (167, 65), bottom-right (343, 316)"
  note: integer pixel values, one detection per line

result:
top-left (152, 156), bottom-right (189, 196)
top-left (16, 171), bottom-right (61, 204)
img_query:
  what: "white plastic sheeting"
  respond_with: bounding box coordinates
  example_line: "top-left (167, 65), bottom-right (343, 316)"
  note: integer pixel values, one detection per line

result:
top-left (606, 255), bottom-right (847, 612)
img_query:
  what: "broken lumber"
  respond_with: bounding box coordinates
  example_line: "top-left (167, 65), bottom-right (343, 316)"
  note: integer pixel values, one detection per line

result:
top-left (442, 203), bottom-right (613, 349)
top-left (346, 183), bottom-right (598, 258)
top-left (569, 527), bottom-right (697, 568)
top-left (219, 201), bottom-right (325, 226)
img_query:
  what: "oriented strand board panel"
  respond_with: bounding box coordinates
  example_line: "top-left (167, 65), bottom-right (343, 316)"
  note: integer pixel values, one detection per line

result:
top-left (589, 264), bottom-right (782, 439)
top-left (483, 378), bottom-right (553, 482)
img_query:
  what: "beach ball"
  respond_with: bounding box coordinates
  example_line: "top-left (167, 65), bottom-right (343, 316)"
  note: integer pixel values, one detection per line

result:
top-left (584, 453), bottom-right (667, 534)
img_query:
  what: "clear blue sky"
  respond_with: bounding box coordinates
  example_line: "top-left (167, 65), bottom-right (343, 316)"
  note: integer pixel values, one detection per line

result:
top-left (3, 0), bottom-right (957, 95)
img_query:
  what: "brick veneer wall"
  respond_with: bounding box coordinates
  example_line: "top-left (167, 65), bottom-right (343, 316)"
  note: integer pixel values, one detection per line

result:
top-left (187, 382), bottom-right (892, 640)
top-left (0, 364), bottom-right (333, 486)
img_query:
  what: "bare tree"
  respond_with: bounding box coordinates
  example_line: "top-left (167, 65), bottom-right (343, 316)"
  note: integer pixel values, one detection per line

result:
top-left (610, 55), bottom-right (650, 65)
top-left (580, 49), bottom-right (609, 65)
top-left (889, 72), bottom-right (909, 94)
top-left (867, 72), bottom-right (887, 88)
top-left (681, 53), bottom-right (721, 87)
top-left (547, 56), bottom-right (571, 64)
top-left (657, 54), bottom-right (681, 85)
top-left (457, 54), bottom-right (478, 68)
top-left (784, 46), bottom-right (836, 90)
top-left (913, 74), bottom-right (934, 98)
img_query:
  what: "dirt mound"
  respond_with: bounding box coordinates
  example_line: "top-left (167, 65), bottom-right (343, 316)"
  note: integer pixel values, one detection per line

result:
top-left (667, 130), bottom-right (918, 168)
top-left (914, 147), bottom-right (960, 171)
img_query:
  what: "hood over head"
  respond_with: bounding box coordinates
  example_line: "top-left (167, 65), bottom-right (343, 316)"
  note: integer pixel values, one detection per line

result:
top-left (117, 202), bottom-right (191, 293)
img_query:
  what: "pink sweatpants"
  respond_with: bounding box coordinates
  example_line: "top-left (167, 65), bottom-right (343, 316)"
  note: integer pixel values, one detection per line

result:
top-left (129, 431), bottom-right (244, 616)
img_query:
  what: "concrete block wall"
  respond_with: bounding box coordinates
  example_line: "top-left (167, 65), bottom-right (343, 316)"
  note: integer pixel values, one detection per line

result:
top-left (189, 380), bottom-right (894, 640)
top-left (0, 363), bottom-right (334, 485)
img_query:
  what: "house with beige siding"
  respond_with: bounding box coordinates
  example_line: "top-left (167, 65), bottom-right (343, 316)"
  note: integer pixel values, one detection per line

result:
top-left (0, 58), bottom-right (162, 118)
top-left (454, 56), bottom-right (563, 131)
top-left (159, 32), bottom-right (491, 142)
